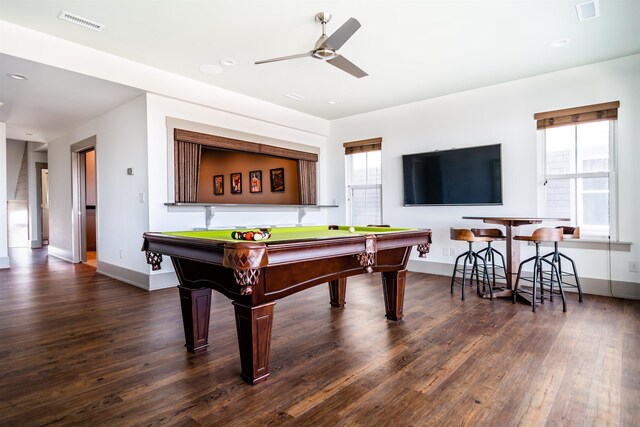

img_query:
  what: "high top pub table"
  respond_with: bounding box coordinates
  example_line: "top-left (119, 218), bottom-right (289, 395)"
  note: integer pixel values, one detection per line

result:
top-left (462, 217), bottom-right (569, 298)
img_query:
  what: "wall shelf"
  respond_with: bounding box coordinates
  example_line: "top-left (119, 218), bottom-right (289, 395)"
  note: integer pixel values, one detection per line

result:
top-left (164, 203), bottom-right (339, 228)
top-left (164, 203), bottom-right (338, 208)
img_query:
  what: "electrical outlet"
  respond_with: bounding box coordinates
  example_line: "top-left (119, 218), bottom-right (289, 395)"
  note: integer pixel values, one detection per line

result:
top-left (449, 248), bottom-right (456, 256)
top-left (119, 249), bottom-right (123, 259)
top-left (630, 261), bottom-right (640, 273)
top-left (139, 193), bottom-right (145, 203)
top-left (442, 248), bottom-right (448, 256)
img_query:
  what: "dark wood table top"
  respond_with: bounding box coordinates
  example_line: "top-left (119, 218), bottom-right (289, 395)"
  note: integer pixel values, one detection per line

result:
top-left (462, 216), bottom-right (570, 226)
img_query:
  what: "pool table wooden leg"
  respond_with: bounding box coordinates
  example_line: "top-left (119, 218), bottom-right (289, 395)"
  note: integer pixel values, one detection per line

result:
top-left (178, 286), bottom-right (212, 353)
top-left (328, 278), bottom-right (347, 307)
top-left (233, 301), bottom-right (276, 385)
top-left (382, 269), bottom-right (406, 321)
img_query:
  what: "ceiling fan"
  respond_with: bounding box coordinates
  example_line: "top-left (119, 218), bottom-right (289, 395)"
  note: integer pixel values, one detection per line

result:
top-left (255, 12), bottom-right (368, 78)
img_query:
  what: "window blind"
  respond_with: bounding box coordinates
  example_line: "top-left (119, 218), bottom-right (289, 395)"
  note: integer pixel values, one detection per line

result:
top-left (344, 137), bottom-right (382, 155)
top-left (534, 101), bottom-right (619, 130)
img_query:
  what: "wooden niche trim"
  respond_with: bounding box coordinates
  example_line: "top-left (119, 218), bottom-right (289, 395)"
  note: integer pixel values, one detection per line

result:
top-left (174, 129), bottom-right (318, 162)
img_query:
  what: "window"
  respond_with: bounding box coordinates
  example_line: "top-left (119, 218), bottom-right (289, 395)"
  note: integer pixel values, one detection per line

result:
top-left (536, 102), bottom-right (618, 238)
top-left (344, 138), bottom-right (382, 225)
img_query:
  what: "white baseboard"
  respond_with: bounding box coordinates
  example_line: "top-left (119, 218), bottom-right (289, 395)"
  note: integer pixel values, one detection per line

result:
top-left (97, 261), bottom-right (177, 291)
top-left (0, 256), bottom-right (10, 269)
top-left (47, 246), bottom-right (74, 263)
top-left (407, 259), bottom-right (640, 300)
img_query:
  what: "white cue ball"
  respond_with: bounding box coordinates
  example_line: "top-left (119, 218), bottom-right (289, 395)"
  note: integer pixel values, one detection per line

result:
top-left (348, 226), bottom-right (355, 233)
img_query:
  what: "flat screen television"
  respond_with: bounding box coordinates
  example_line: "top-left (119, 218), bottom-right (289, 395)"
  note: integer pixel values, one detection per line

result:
top-left (402, 144), bottom-right (502, 205)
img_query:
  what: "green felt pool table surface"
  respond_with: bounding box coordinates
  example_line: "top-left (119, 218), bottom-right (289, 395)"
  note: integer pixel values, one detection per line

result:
top-left (161, 225), bottom-right (416, 243)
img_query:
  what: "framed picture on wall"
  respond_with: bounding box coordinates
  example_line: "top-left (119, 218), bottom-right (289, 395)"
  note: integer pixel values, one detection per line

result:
top-left (231, 172), bottom-right (242, 194)
top-left (270, 168), bottom-right (285, 192)
top-left (249, 170), bottom-right (262, 193)
top-left (213, 175), bottom-right (224, 195)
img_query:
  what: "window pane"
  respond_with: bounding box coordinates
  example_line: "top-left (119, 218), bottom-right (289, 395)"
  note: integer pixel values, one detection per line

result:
top-left (577, 121), bottom-right (609, 173)
top-left (578, 177), bottom-right (609, 236)
top-left (546, 126), bottom-right (575, 174)
top-left (351, 187), bottom-right (381, 225)
top-left (545, 178), bottom-right (573, 218)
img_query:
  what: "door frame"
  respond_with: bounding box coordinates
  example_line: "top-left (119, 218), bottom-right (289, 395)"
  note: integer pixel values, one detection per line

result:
top-left (70, 136), bottom-right (96, 263)
top-left (34, 162), bottom-right (48, 247)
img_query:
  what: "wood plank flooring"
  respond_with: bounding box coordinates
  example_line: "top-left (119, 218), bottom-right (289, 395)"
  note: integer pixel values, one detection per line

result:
top-left (0, 247), bottom-right (638, 426)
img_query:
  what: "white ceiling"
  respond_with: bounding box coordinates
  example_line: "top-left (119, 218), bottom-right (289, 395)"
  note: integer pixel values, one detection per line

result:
top-left (1, 0), bottom-right (639, 141)
top-left (0, 54), bottom-right (143, 142)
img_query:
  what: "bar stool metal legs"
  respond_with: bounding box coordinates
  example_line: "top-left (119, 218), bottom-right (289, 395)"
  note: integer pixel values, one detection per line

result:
top-left (512, 228), bottom-right (567, 312)
top-left (450, 228), bottom-right (493, 301)
top-left (450, 241), bottom-right (491, 300)
top-left (542, 226), bottom-right (583, 303)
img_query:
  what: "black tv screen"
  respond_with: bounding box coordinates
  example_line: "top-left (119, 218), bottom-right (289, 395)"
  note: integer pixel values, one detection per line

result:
top-left (402, 144), bottom-right (502, 205)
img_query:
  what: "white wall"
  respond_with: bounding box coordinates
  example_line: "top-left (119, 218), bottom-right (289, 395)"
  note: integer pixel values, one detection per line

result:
top-left (48, 95), bottom-right (149, 268)
top-left (328, 54), bottom-right (640, 293)
top-left (147, 94), bottom-right (331, 232)
top-left (5, 139), bottom-right (25, 200)
top-left (0, 123), bottom-right (8, 268)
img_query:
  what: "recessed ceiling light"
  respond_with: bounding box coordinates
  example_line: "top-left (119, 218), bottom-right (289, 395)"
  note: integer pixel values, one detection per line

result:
top-left (7, 73), bottom-right (29, 80)
top-left (285, 92), bottom-right (305, 101)
top-left (220, 59), bottom-right (236, 67)
top-left (25, 132), bottom-right (33, 136)
top-left (550, 38), bottom-right (571, 48)
top-left (328, 100), bottom-right (339, 104)
top-left (199, 64), bottom-right (223, 74)
top-left (576, 0), bottom-right (600, 21)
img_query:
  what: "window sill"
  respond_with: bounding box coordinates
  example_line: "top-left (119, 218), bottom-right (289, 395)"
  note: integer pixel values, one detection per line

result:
top-left (531, 239), bottom-right (631, 252)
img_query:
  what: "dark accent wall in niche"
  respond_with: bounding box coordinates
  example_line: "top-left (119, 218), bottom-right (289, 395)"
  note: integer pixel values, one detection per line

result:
top-left (198, 148), bottom-right (300, 204)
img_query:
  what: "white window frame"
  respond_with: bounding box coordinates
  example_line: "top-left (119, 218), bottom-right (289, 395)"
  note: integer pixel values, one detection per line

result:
top-left (345, 151), bottom-right (383, 226)
top-left (538, 120), bottom-right (618, 240)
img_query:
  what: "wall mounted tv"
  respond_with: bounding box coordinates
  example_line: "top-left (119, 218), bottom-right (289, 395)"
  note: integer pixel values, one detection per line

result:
top-left (402, 144), bottom-right (502, 206)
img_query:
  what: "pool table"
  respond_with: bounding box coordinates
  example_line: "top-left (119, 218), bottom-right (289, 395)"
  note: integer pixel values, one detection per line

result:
top-left (142, 225), bottom-right (432, 384)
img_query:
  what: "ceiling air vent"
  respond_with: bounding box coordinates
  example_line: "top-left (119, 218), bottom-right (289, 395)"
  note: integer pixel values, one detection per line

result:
top-left (576, 0), bottom-right (600, 22)
top-left (58, 11), bottom-right (105, 32)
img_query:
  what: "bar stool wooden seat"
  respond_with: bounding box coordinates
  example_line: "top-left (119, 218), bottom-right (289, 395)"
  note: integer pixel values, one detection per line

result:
top-left (513, 228), bottom-right (566, 312)
top-left (450, 228), bottom-right (493, 301)
top-left (542, 226), bottom-right (583, 303)
top-left (471, 228), bottom-right (507, 291)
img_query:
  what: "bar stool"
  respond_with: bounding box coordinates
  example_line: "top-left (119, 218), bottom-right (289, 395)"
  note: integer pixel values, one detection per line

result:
top-left (471, 228), bottom-right (507, 291)
top-left (450, 228), bottom-right (492, 301)
top-left (513, 228), bottom-right (566, 312)
top-left (542, 226), bottom-right (583, 303)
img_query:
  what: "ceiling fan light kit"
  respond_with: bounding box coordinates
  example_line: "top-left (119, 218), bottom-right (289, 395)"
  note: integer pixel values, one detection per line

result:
top-left (255, 12), bottom-right (368, 78)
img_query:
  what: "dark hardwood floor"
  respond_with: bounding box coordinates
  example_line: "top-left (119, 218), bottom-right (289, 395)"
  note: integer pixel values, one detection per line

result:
top-left (0, 247), bottom-right (638, 426)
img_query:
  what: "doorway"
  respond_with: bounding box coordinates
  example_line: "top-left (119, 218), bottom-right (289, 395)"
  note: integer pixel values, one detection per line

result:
top-left (71, 136), bottom-right (97, 266)
top-left (35, 162), bottom-right (49, 247)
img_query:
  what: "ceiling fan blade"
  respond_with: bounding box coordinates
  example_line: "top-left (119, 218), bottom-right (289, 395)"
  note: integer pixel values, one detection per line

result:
top-left (255, 52), bottom-right (313, 65)
top-left (327, 55), bottom-right (368, 78)
top-left (321, 18), bottom-right (361, 50)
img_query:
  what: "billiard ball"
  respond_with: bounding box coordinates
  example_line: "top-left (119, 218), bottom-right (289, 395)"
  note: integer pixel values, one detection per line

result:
top-left (348, 226), bottom-right (355, 233)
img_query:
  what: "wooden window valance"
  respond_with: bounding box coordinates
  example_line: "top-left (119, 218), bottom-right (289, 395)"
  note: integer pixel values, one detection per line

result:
top-left (534, 101), bottom-right (619, 130)
top-left (343, 137), bottom-right (382, 155)
top-left (175, 129), bottom-right (318, 162)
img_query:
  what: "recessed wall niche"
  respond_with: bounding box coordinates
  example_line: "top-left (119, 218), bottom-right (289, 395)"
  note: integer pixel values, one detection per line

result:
top-left (198, 148), bottom-right (300, 204)
top-left (173, 128), bottom-right (317, 205)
